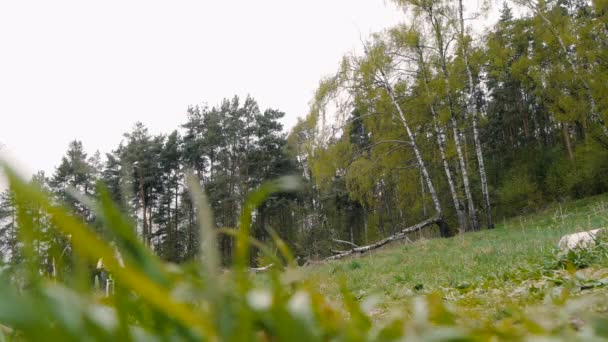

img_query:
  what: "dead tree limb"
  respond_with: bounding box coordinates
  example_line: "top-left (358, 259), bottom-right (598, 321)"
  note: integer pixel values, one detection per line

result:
top-left (250, 257), bottom-right (301, 273)
top-left (332, 239), bottom-right (359, 248)
top-left (250, 264), bottom-right (274, 273)
top-left (324, 216), bottom-right (440, 261)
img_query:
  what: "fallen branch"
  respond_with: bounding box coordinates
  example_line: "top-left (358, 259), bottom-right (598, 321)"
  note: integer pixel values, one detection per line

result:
top-left (249, 257), bottom-right (301, 273)
top-left (250, 264), bottom-right (274, 273)
top-left (324, 216), bottom-right (440, 261)
top-left (332, 239), bottom-right (359, 248)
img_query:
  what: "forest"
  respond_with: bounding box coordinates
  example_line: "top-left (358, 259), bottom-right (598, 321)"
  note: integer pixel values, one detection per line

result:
top-left (3, 0), bottom-right (608, 268)
top-left (4, 0), bottom-right (608, 340)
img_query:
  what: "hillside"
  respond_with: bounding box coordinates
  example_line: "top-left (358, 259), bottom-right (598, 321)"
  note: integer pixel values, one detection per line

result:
top-left (300, 193), bottom-right (608, 332)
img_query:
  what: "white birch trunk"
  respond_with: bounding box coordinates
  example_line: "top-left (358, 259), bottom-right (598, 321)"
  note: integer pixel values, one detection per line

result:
top-left (383, 82), bottom-right (452, 237)
top-left (419, 166), bottom-right (428, 218)
top-left (418, 48), bottom-right (468, 231)
top-left (387, 88), bottom-right (441, 215)
top-left (430, 11), bottom-right (479, 231)
top-left (450, 116), bottom-right (478, 231)
top-left (457, 0), bottom-right (493, 229)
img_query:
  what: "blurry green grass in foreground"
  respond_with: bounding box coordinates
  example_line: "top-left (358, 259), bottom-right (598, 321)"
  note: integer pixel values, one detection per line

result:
top-left (2, 163), bottom-right (608, 341)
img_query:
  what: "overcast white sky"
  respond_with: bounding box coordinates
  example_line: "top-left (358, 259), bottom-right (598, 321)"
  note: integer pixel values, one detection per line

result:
top-left (0, 0), bottom-right (498, 190)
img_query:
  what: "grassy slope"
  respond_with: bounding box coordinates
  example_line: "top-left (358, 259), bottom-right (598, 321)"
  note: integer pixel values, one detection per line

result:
top-left (302, 193), bottom-right (608, 327)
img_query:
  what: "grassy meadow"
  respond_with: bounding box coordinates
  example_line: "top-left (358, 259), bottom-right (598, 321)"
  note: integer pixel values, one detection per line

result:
top-left (298, 193), bottom-right (608, 329)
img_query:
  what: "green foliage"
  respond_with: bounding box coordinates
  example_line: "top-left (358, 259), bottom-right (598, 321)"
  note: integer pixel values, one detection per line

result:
top-left (497, 166), bottom-right (543, 217)
top-left (545, 144), bottom-right (608, 199)
top-left (348, 260), bottom-right (362, 270)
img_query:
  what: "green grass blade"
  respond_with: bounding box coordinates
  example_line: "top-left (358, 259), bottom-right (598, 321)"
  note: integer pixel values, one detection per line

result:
top-left (185, 172), bottom-right (219, 289)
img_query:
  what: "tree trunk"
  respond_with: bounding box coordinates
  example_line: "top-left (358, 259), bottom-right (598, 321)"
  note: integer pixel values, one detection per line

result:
top-left (562, 123), bottom-right (575, 161)
top-left (149, 205), bottom-right (153, 247)
top-left (175, 184), bottom-right (179, 260)
top-left (417, 46), bottom-right (468, 232)
top-left (82, 184), bottom-right (88, 224)
top-left (447, 82), bottom-right (478, 232)
top-left (167, 200), bottom-right (173, 260)
top-left (382, 79), bottom-right (452, 237)
top-left (384, 183), bottom-right (395, 236)
top-left (445, 124), bottom-right (470, 232)
top-left (139, 173), bottom-right (147, 245)
top-left (419, 166), bottom-right (427, 218)
top-left (431, 13), bottom-right (479, 231)
top-left (473, 111), bottom-right (493, 229)
top-left (456, 0), bottom-right (491, 229)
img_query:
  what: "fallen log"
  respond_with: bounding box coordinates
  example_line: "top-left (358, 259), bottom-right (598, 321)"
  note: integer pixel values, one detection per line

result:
top-left (324, 216), bottom-right (440, 261)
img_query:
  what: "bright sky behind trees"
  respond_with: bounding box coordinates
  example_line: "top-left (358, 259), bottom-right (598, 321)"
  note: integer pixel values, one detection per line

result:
top-left (0, 0), bottom-right (405, 179)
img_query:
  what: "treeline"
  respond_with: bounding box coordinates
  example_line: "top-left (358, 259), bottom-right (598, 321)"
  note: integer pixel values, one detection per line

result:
top-left (3, 0), bottom-right (608, 268)
top-left (0, 96), bottom-right (305, 267)
top-left (294, 0), bottom-right (608, 245)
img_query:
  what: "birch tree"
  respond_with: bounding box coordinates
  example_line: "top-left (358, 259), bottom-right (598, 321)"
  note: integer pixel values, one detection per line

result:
top-left (310, 36), bottom-right (453, 237)
top-left (393, 26), bottom-right (468, 232)
top-left (431, 3), bottom-right (478, 231)
top-left (453, 0), bottom-right (494, 228)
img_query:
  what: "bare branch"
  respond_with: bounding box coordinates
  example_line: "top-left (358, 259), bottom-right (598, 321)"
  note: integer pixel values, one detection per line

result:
top-left (332, 239), bottom-right (360, 248)
top-left (367, 139), bottom-right (413, 149)
top-left (250, 264), bottom-right (274, 273)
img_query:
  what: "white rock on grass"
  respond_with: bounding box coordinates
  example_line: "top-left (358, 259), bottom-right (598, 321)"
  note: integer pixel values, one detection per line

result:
top-left (558, 228), bottom-right (605, 252)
